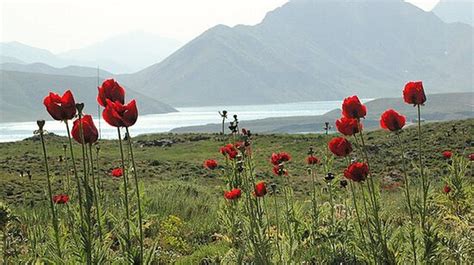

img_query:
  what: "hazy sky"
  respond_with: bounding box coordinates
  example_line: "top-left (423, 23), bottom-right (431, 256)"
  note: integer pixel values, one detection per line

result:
top-left (1, 0), bottom-right (441, 53)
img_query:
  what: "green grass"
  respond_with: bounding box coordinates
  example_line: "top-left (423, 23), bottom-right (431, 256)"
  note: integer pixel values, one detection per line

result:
top-left (0, 118), bottom-right (472, 263)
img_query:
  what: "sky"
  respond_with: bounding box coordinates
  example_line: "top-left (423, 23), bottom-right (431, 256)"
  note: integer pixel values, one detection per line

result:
top-left (1, 0), bottom-right (441, 53)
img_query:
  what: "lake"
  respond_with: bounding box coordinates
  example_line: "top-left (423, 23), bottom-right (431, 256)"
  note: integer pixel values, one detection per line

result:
top-left (0, 100), bottom-right (355, 142)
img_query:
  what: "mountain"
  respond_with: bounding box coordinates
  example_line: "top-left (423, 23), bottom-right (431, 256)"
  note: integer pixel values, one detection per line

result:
top-left (432, 0), bottom-right (474, 26)
top-left (0, 62), bottom-right (112, 77)
top-left (0, 70), bottom-right (177, 122)
top-left (0, 42), bottom-right (73, 67)
top-left (1, 32), bottom-right (181, 74)
top-left (121, 0), bottom-right (473, 107)
top-left (59, 31), bottom-right (182, 74)
top-left (0, 56), bottom-right (24, 64)
top-left (171, 92), bottom-right (474, 133)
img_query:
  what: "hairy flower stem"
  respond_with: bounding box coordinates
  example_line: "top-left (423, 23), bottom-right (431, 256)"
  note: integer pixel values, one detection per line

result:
top-left (125, 127), bottom-right (144, 263)
top-left (272, 191), bottom-right (283, 263)
top-left (345, 157), bottom-right (366, 247)
top-left (38, 125), bottom-right (62, 259)
top-left (62, 146), bottom-right (71, 194)
top-left (327, 178), bottom-right (337, 254)
top-left (396, 133), bottom-right (417, 263)
top-left (88, 144), bottom-right (103, 244)
top-left (309, 167), bottom-right (320, 244)
top-left (359, 184), bottom-right (378, 263)
top-left (417, 105), bottom-right (429, 230)
top-left (356, 120), bottom-right (390, 263)
top-left (117, 128), bottom-right (131, 257)
top-left (78, 114), bottom-right (93, 265)
top-left (95, 146), bottom-right (102, 200)
top-left (65, 121), bottom-right (85, 226)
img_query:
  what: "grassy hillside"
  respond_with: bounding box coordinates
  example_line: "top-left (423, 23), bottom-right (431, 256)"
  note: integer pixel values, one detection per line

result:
top-left (0, 70), bottom-right (177, 122)
top-left (0, 118), bottom-right (472, 263)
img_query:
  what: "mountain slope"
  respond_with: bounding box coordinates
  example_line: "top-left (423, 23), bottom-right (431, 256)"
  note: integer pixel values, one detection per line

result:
top-left (59, 31), bottom-right (182, 74)
top-left (0, 70), bottom-right (176, 122)
top-left (432, 0), bottom-right (474, 26)
top-left (0, 62), bottom-right (112, 77)
top-left (122, 0), bottom-right (473, 106)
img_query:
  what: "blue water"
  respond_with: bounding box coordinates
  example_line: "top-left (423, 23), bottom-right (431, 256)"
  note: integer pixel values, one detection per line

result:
top-left (0, 99), bottom-right (364, 142)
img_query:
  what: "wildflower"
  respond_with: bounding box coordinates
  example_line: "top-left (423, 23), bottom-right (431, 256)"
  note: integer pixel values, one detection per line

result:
top-left (328, 137), bottom-right (353, 157)
top-left (380, 109), bottom-right (406, 132)
top-left (220, 144), bottom-right (238, 159)
top-left (469, 153), bottom-right (474, 161)
top-left (224, 188), bottom-right (242, 200)
top-left (272, 164), bottom-right (288, 176)
top-left (52, 194), bottom-right (70, 204)
top-left (342, 95), bottom-right (367, 119)
top-left (111, 168), bottom-right (123, 178)
top-left (442, 151), bottom-right (453, 159)
top-left (336, 116), bottom-right (361, 136)
top-left (97, 79), bottom-right (125, 107)
top-left (71, 115), bottom-right (98, 144)
top-left (344, 162), bottom-right (369, 182)
top-left (270, 152), bottom-right (291, 165)
top-left (254, 182), bottom-right (267, 197)
top-left (204, 159), bottom-right (218, 170)
top-left (43, 90), bottom-right (76, 120)
top-left (306, 155), bottom-right (320, 165)
top-left (403, 81), bottom-right (426, 106)
top-left (443, 185), bottom-right (451, 194)
top-left (102, 99), bottom-right (138, 127)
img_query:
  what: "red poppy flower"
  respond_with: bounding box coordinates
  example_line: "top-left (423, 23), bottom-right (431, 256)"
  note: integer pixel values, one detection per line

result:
top-left (336, 116), bottom-right (361, 136)
top-left (272, 165), bottom-right (288, 176)
top-left (224, 188), bottom-right (242, 200)
top-left (469, 153), bottom-right (474, 161)
top-left (97, 79), bottom-right (125, 107)
top-left (306, 155), bottom-right (320, 165)
top-left (328, 137), bottom-right (353, 157)
top-left (52, 194), bottom-right (70, 204)
top-left (102, 99), bottom-right (138, 127)
top-left (43, 90), bottom-right (76, 120)
top-left (220, 144), bottom-right (238, 160)
top-left (270, 152), bottom-right (291, 165)
top-left (442, 151), bottom-right (452, 159)
top-left (380, 109), bottom-right (406, 132)
top-left (344, 162), bottom-right (369, 182)
top-left (443, 185), bottom-right (451, 194)
top-left (254, 182), bottom-right (267, 197)
top-left (204, 159), bottom-right (218, 170)
top-left (71, 115), bottom-right (98, 144)
top-left (111, 168), bottom-right (123, 178)
top-left (403, 81), bottom-right (426, 105)
top-left (342, 95), bottom-right (367, 119)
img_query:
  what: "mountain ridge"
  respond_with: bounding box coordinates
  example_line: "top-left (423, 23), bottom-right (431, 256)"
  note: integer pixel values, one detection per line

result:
top-left (120, 0), bottom-right (473, 106)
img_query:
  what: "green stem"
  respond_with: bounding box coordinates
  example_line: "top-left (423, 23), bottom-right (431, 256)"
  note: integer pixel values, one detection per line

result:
top-left (95, 146), bottom-right (102, 199)
top-left (38, 127), bottom-right (62, 258)
top-left (396, 133), bottom-right (417, 263)
top-left (356, 120), bottom-right (389, 263)
top-left (417, 105), bottom-right (428, 230)
top-left (65, 121), bottom-right (84, 226)
top-left (125, 127), bottom-right (144, 263)
top-left (63, 146), bottom-right (71, 195)
top-left (89, 144), bottom-right (103, 244)
top-left (78, 115), bottom-right (92, 265)
top-left (272, 191), bottom-right (282, 264)
top-left (117, 128), bottom-right (131, 256)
